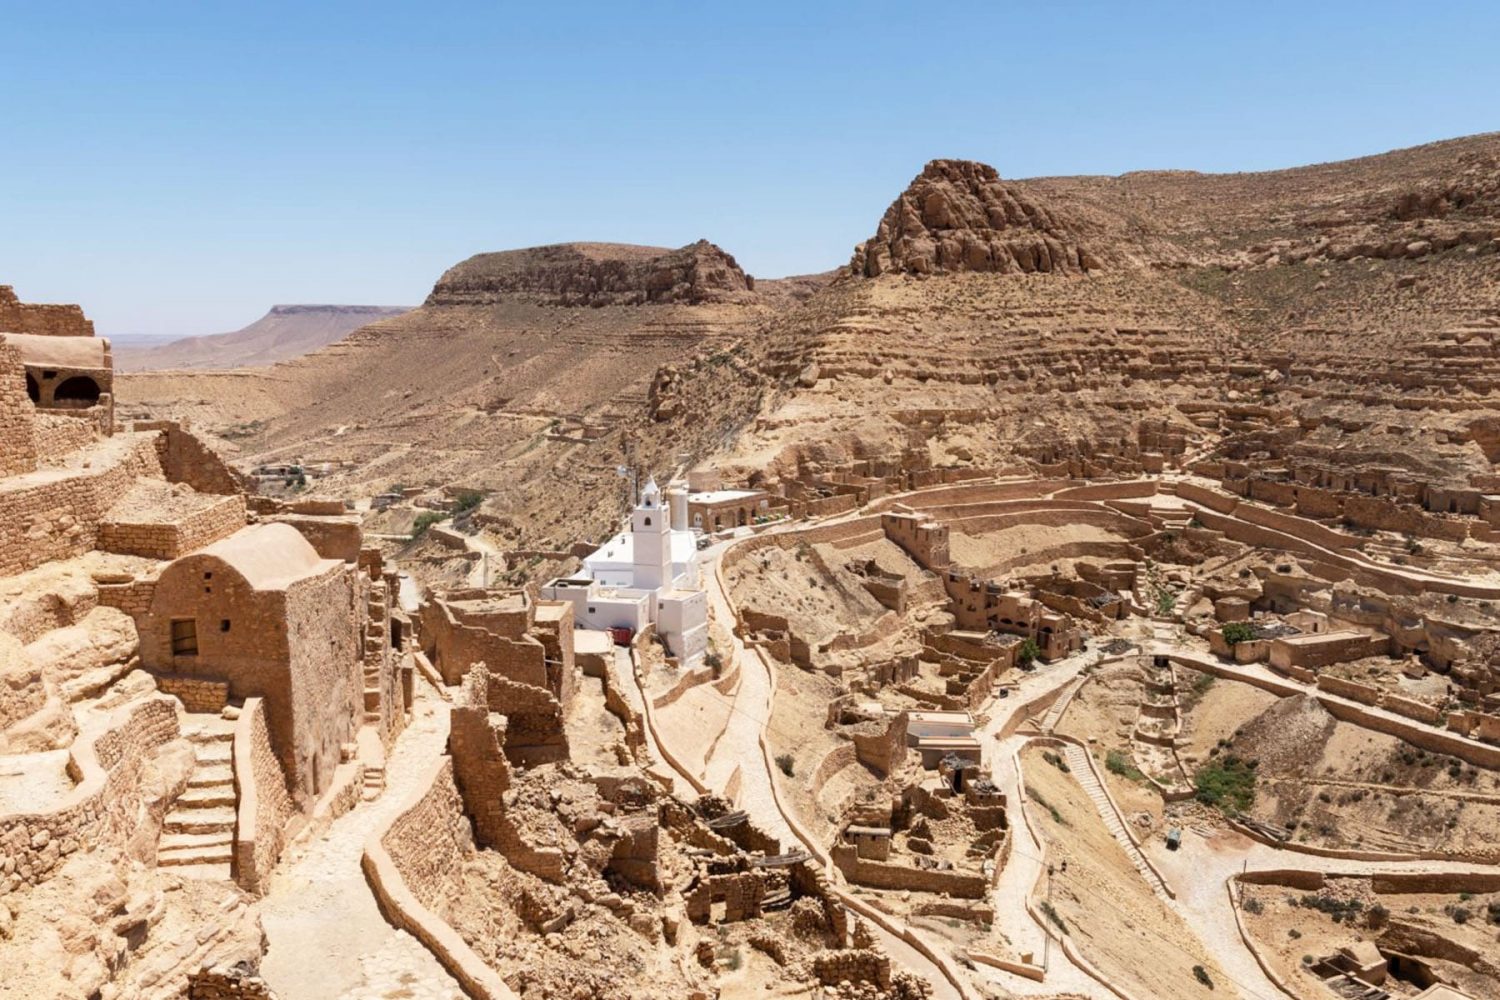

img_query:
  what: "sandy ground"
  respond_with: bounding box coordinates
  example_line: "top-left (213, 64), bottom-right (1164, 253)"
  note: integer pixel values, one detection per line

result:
top-left (257, 688), bottom-right (465, 1000)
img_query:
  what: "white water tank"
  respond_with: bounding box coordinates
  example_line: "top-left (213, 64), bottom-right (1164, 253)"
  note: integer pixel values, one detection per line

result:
top-left (667, 486), bottom-right (688, 531)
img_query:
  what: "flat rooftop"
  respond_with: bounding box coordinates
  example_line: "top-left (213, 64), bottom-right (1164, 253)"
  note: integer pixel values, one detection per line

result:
top-left (687, 489), bottom-right (764, 504)
top-left (1273, 629), bottom-right (1370, 647)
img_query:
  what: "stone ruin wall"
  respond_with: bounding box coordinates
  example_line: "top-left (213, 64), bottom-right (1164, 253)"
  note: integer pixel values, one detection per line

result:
top-left (233, 697), bottom-right (295, 895)
top-left (0, 694), bottom-right (181, 893)
top-left (381, 757), bottom-right (474, 916)
top-left (0, 432), bottom-right (165, 578)
top-left (134, 420), bottom-right (249, 496)
top-left (0, 340), bottom-right (37, 478)
top-left (0, 285), bottom-right (95, 338)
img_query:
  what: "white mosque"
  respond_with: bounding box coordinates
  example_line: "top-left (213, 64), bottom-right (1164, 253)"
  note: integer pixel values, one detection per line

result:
top-left (541, 478), bottom-right (709, 666)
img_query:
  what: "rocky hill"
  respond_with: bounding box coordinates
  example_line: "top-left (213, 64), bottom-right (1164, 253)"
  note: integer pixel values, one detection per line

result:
top-left (428, 240), bottom-right (756, 307)
top-left (851, 159), bottom-right (1118, 277)
top-left (116, 134), bottom-right (1500, 564)
top-left (116, 304), bottom-right (413, 371)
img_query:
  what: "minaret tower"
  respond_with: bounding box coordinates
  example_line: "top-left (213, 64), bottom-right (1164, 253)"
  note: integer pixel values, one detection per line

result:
top-left (631, 476), bottom-right (672, 590)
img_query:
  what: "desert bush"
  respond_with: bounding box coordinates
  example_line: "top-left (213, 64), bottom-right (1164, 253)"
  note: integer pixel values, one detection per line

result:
top-left (1106, 750), bottom-right (1145, 781)
top-left (1221, 622), bottom-right (1256, 646)
top-left (775, 753), bottom-right (794, 777)
top-left (1195, 755), bottom-right (1257, 814)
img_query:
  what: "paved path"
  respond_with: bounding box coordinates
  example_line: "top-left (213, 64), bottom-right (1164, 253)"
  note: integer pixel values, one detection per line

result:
top-left (257, 690), bottom-right (465, 1000)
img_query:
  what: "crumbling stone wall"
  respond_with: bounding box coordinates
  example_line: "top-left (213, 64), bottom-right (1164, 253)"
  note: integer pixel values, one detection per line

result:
top-left (0, 285), bottom-right (95, 337)
top-left (0, 433), bottom-right (165, 578)
top-left (0, 341), bottom-right (35, 480)
top-left (830, 843), bottom-right (988, 898)
top-left (0, 694), bottom-right (180, 892)
top-left (447, 665), bottom-right (567, 881)
top-left (135, 420), bottom-right (247, 495)
top-left (188, 964), bottom-right (279, 1000)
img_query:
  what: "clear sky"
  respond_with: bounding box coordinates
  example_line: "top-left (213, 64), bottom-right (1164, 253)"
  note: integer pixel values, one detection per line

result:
top-left (3, 1), bottom-right (1498, 337)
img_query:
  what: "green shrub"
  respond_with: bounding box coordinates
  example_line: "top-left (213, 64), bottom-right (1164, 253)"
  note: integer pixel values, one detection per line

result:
top-left (775, 753), bottom-right (794, 777)
top-left (1221, 622), bottom-right (1256, 646)
top-left (1192, 965), bottom-right (1214, 989)
top-left (1039, 901), bottom-right (1067, 932)
top-left (411, 511), bottom-right (447, 537)
top-left (453, 489), bottom-right (485, 513)
top-left (1017, 638), bottom-right (1042, 667)
top-left (1043, 751), bottom-right (1070, 773)
top-left (1195, 755), bottom-right (1256, 814)
top-left (1106, 750), bottom-right (1145, 782)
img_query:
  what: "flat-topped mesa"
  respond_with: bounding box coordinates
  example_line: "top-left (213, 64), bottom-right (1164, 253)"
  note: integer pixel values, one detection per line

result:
top-left (0, 284), bottom-right (96, 337)
top-left (852, 159), bottom-right (1108, 278)
top-left (426, 239), bottom-right (757, 307)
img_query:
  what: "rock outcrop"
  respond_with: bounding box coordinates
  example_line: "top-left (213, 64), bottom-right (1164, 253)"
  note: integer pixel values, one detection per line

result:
top-left (852, 160), bottom-right (1107, 278)
top-left (428, 240), bottom-right (756, 307)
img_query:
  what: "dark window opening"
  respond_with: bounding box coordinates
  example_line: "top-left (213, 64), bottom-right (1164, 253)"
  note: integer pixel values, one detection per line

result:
top-left (390, 619), bottom-right (404, 649)
top-left (24, 372), bottom-right (39, 403)
top-left (170, 619), bottom-right (198, 656)
top-left (220, 619), bottom-right (231, 632)
top-left (588, 607), bottom-right (596, 615)
top-left (42, 370), bottom-right (57, 380)
top-left (643, 516), bottom-right (652, 526)
top-left (52, 375), bottom-right (101, 408)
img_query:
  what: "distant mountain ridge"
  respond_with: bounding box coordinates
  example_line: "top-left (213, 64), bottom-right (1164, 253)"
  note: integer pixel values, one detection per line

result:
top-left (115, 304), bottom-right (413, 371)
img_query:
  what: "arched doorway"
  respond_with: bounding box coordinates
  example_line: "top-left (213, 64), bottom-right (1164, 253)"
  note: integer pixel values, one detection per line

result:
top-left (24, 372), bottom-right (39, 403)
top-left (51, 375), bottom-right (101, 408)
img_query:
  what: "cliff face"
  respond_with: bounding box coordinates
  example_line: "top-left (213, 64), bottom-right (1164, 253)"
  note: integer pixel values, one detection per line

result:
top-left (851, 160), bottom-right (1111, 278)
top-left (426, 240), bottom-right (756, 307)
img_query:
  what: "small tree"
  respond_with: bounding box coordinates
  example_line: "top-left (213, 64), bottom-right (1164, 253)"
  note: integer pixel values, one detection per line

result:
top-left (1017, 638), bottom-right (1042, 668)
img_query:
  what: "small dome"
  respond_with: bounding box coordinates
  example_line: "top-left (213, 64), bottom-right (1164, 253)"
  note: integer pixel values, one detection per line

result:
top-left (641, 477), bottom-right (661, 506)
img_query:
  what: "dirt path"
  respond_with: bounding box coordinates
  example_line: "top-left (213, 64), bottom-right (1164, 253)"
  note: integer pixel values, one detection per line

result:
top-left (256, 689), bottom-right (465, 1000)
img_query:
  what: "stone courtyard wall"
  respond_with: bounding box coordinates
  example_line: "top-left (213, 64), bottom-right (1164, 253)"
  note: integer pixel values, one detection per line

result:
top-left (0, 694), bottom-right (181, 892)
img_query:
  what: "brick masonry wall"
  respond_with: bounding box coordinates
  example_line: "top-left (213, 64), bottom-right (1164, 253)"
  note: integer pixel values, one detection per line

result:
top-left (0, 695), bottom-right (181, 893)
top-left (233, 698), bottom-right (294, 895)
top-left (0, 341), bottom-right (37, 478)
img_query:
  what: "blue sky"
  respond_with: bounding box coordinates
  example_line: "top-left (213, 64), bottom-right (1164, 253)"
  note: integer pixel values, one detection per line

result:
top-left (3, 1), bottom-right (1497, 337)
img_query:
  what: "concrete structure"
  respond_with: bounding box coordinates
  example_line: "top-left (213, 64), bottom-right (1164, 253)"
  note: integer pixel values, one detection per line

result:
top-left (544, 479), bottom-right (708, 665)
top-left (1268, 629), bottom-right (1389, 672)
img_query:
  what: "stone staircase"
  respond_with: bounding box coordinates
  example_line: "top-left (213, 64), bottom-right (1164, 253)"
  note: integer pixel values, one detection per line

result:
top-left (1060, 743), bottom-right (1170, 901)
top-left (158, 715), bottom-right (237, 880)
top-left (1038, 676), bottom-right (1086, 732)
top-left (363, 579), bottom-right (389, 725)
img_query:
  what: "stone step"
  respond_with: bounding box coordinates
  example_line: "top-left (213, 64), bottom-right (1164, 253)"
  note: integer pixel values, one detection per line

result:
top-left (195, 742), bottom-right (232, 765)
top-left (178, 784), bottom-right (237, 809)
top-left (163, 806), bottom-right (236, 836)
top-left (363, 688), bottom-right (382, 711)
top-left (189, 764), bottom-right (234, 788)
top-left (159, 841), bottom-right (233, 867)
